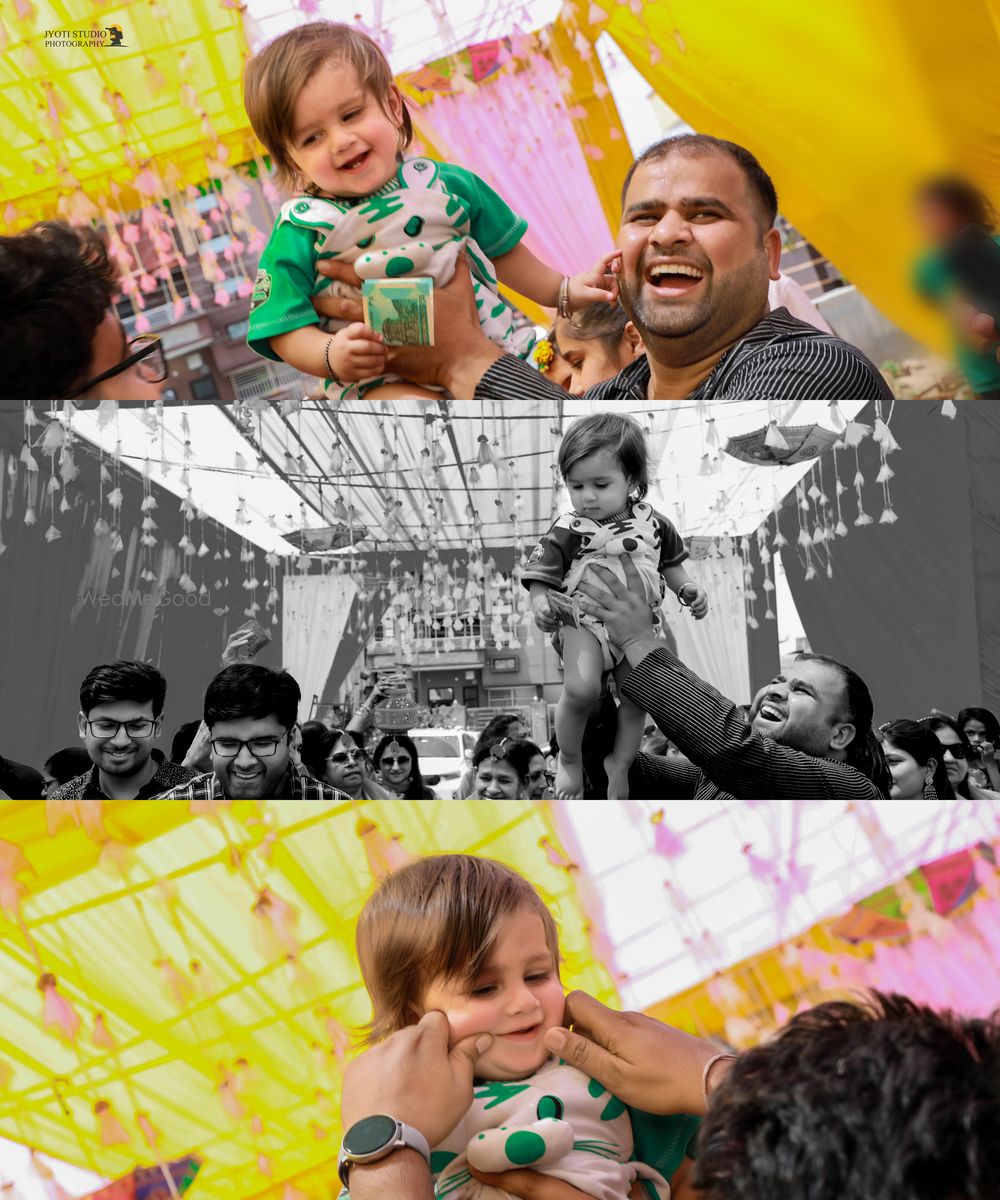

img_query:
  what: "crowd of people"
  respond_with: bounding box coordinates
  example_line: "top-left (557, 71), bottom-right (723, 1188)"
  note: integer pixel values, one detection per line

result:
top-left (2, 602), bottom-right (997, 799)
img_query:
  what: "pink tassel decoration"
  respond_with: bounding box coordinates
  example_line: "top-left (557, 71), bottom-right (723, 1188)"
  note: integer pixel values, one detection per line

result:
top-left (0, 838), bottom-right (33, 915)
top-left (44, 799), bottom-right (106, 840)
top-left (316, 1006), bottom-right (351, 1063)
top-left (136, 1112), bottom-right (161, 1151)
top-left (218, 1070), bottom-right (245, 1121)
top-left (256, 1155), bottom-right (272, 1178)
top-left (537, 834), bottom-right (577, 871)
top-left (651, 810), bottom-right (685, 858)
top-left (252, 887), bottom-right (301, 960)
top-left (157, 958), bottom-right (194, 1008)
top-left (94, 1099), bottom-right (130, 1146)
top-left (92, 1012), bottom-right (116, 1049)
top-left (37, 973), bottom-right (81, 1042)
top-left (356, 819), bottom-right (418, 880)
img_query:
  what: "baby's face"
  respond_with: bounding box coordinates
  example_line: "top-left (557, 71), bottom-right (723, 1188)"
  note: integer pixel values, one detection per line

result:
top-left (287, 62), bottom-right (401, 198)
top-left (565, 449), bottom-right (632, 521)
top-left (419, 909), bottom-right (565, 1081)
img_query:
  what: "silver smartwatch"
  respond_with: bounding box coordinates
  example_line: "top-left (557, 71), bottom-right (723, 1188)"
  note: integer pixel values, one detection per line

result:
top-left (337, 1115), bottom-right (431, 1188)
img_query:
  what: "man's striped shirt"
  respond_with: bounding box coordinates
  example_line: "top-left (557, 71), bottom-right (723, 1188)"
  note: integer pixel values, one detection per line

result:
top-left (474, 308), bottom-right (893, 401)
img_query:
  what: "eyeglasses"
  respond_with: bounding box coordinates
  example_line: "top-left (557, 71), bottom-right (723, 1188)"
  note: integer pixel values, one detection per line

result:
top-left (380, 755), bottom-right (411, 767)
top-left (329, 749), bottom-right (362, 765)
top-left (941, 743), bottom-right (968, 759)
top-left (86, 718), bottom-right (157, 738)
top-left (212, 736), bottom-right (284, 758)
top-left (71, 333), bottom-right (167, 397)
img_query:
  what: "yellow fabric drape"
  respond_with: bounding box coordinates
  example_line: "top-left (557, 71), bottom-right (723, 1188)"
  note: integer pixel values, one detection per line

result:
top-left (0, 799), bottom-right (616, 1200)
top-left (568, 0), bottom-right (1000, 350)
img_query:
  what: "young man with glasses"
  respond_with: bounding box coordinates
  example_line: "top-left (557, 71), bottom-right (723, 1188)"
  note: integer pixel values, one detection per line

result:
top-left (0, 221), bottom-right (167, 400)
top-left (49, 661), bottom-right (198, 800)
top-left (156, 664), bottom-right (350, 800)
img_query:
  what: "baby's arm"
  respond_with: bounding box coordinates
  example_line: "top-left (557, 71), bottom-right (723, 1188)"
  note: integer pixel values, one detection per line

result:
top-left (529, 582), bottom-right (559, 632)
top-left (271, 324), bottom-right (386, 383)
top-left (493, 244), bottom-right (618, 311)
top-left (662, 565), bottom-right (709, 619)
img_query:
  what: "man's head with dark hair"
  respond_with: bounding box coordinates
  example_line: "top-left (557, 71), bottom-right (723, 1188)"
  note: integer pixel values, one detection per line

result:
top-left (0, 222), bottom-right (117, 400)
top-left (41, 747), bottom-right (94, 794)
top-left (80, 660), bottom-right (168, 718)
top-left (615, 134), bottom-right (782, 367)
top-left (747, 652), bottom-right (890, 792)
top-left (621, 134), bottom-right (779, 231)
top-left (694, 991), bottom-right (1000, 1200)
top-left (203, 664), bottom-right (301, 798)
top-left (77, 660), bottom-right (168, 782)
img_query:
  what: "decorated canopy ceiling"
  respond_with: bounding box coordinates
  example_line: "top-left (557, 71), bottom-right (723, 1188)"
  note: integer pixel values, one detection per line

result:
top-left (57, 398), bottom-right (873, 559)
top-left (0, 800), bottom-right (615, 1200)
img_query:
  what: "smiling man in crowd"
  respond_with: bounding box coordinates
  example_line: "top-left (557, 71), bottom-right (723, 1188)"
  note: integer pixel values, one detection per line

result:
top-left (155, 664), bottom-right (349, 800)
top-left (577, 557), bottom-right (890, 798)
top-left (50, 661), bottom-right (197, 800)
top-left (314, 134), bottom-right (892, 401)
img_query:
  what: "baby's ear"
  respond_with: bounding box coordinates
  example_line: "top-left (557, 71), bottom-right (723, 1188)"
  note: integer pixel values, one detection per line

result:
top-left (404, 1000), bottom-right (423, 1026)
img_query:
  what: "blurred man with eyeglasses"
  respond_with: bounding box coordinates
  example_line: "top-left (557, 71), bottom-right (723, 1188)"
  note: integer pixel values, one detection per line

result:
top-left (49, 660), bottom-right (197, 799)
top-left (155, 664), bottom-right (350, 799)
top-left (0, 221), bottom-right (168, 400)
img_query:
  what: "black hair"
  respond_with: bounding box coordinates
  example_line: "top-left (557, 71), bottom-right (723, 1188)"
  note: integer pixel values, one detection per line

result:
top-left (80, 660), bottom-right (167, 719)
top-left (371, 733), bottom-right (431, 800)
top-left (694, 991), bottom-right (1000, 1200)
top-left (204, 664), bottom-right (300, 731)
top-left (558, 412), bottom-right (651, 500)
top-left (471, 713), bottom-right (526, 760)
top-left (620, 133), bottom-right (779, 231)
top-left (42, 747), bottom-right (93, 785)
top-left (916, 176), bottom-right (996, 231)
top-left (793, 652), bottom-right (890, 793)
top-left (879, 719), bottom-right (955, 798)
top-left (559, 303), bottom-right (631, 351)
top-left (957, 706), bottom-right (1000, 745)
top-left (472, 737), bottom-right (534, 780)
top-left (0, 221), bottom-right (119, 400)
top-left (169, 720), bottom-right (202, 764)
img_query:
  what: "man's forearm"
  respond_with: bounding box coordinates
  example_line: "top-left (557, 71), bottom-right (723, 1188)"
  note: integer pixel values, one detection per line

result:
top-left (347, 1151), bottom-right (434, 1200)
top-left (472, 353), bottom-right (569, 403)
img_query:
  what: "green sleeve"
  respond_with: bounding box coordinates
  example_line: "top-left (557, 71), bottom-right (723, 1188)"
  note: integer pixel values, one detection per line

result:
top-left (437, 162), bottom-right (528, 259)
top-left (628, 1108), bottom-right (701, 1182)
top-left (912, 248), bottom-right (947, 303)
top-left (247, 219), bottom-right (324, 362)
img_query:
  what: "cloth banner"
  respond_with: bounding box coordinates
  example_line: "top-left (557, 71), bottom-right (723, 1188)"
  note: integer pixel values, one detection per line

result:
top-left (282, 574), bottom-right (358, 718)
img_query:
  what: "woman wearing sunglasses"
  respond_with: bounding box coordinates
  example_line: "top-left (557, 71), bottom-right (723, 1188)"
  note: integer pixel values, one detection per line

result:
top-left (371, 734), bottom-right (437, 800)
top-left (921, 715), bottom-right (1000, 800)
top-left (300, 726), bottom-right (395, 800)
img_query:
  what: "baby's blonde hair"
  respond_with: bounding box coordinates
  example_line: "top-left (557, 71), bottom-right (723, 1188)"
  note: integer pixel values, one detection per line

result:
top-left (356, 855), bottom-right (561, 1044)
top-left (243, 21), bottom-right (413, 192)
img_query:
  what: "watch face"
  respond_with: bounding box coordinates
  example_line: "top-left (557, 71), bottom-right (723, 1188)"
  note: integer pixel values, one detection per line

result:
top-left (344, 1114), bottom-right (398, 1157)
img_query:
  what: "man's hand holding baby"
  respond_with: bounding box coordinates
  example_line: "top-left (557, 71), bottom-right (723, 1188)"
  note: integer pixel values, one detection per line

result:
top-left (341, 1011), bottom-right (493, 1146)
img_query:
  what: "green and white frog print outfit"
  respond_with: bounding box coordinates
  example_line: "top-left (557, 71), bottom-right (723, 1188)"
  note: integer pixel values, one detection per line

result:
top-left (431, 1058), bottom-right (669, 1200)
top-left (247, 157), bottom-right (536, 400)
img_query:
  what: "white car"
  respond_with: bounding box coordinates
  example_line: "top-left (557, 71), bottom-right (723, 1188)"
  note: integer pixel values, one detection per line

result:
top-left (408, 728), bottom-right (477, 798)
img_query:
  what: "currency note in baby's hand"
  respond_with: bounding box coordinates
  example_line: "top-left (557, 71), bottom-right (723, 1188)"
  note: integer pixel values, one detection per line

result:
top-left (546, 590), bottom-right (583, 629)
top-left (362, 278), bottom-right (434, 345)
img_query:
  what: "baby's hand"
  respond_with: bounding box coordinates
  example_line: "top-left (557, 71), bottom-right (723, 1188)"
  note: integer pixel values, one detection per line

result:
top-left (566, 250), bottom-right (621, 312)
top-left (325, 323), bottom-right (386, 382)
top-left (532, 591), bottom-right (559, 633)
top-left (678, 584), bottom-right (709, 619)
